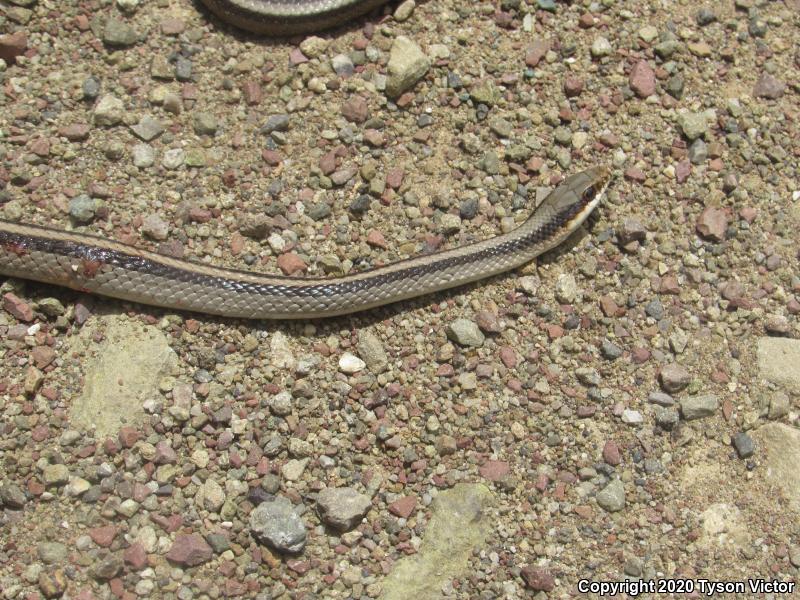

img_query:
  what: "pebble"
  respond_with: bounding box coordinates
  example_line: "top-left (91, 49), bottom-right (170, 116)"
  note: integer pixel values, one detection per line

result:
top-left (315, 487), bottom-right (372, 531)
top-left (282, 458), bottom-right (309, 480)
top-left (0, 482), bottom-right (26, 508)
top-left (659, 363), bottom-right (691, 393)
top-left (555, 274), bottom-right (579, 303)
top-left (132, 143), bottom-right (155, 168)
top-left (103, 18), bottom-right (138, 46)
top-left (130, 115), bottom-right (165, 141)
top-left (596, 479), bottom-right (626, 512)
top-left (440, 213), bottom-right (462, 234)
top-left (193, 112), bottom-right (219, 135)
top-left (621, 410), bottom-right (643, 425)
top-left (68, 194), bottom-right (98, 223)
top-left (768, 392), bottom-right (790, 419)
top-left (165, 534), bottom-right (213, 567)
top-left (696, 8), bottom-right (717, 25)
top-left (521, 567), bottom-right (555, 592)
top-left (90, 553), bottom-right (122, 580)
top-left (618, 217), bottom-right (646, 245)
top-left (141, 214), bottom-right (169, 240)
top-left (0, 32), bottom-right (27, 63)
top-left (394, 0), bottom-right (416, 21)
top-left (162, 148), bottom-right (185, 170)
top-left (43, 464), bottom-right (70, 486)
top-left (38, 570), bottom-right (67, 598)
top-left (93, 94), bottom-right (125, 126)
top-left (629, 60), bottom-right (655, 98)
top-left (590, 36), bottom-right (612, 58)
top-left (331, 53), bottom-right (354, 77)
top-left (338, 352), bottom-right (366, 374)
top-left (445, 318), bottom-right (485, 348)
top-left (82, 76), bottom-right (101, 100)
top-left (37, 542), bottom-right (68, 564)
top-left (655, 406), bottom-right (679, 430)
top-left (677, 112), bottom-right (708, 140)
top-left (262, 114), bottom-right (290, 134)
top-left (341, 96), bottom-right (369, 123)
top-left (249, 496), bottom-right (307, 553)
top-left (732, 432), bottom-right (755, 458)
top-left (601, 339), bottom-right (623, 360)
top-left (356, 330), bottom-right (389, 374)
top-left (199, 478), bottom-right (225, 512)
top-left (385, 35), bottom-right (431, 98)
top-left (299, 35), bottom-right (328, 58)
top-left (648, 391), bottom-right (675, 406)
top-left (696, 206), bottom-right (728, 241)
top-left (680, 394), bottom-right (719, 420)
top-left (753, 73), bottom-right (785, 99)
top-left (644, 298), bottom-right (664, 320)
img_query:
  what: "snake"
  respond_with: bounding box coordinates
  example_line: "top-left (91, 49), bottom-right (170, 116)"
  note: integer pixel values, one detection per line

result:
top-left (0, 1), bottom-right (611, 319)
top-left (199, 0), bottom-right (395, 35)
top-left (0, 168), bottom-right (609, 319)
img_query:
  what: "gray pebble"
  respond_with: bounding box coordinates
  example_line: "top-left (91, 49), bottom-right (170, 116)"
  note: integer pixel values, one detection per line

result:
top-left (130, 115), bottom-right (165, 142)
top-left (648, 391), bottom-right (675, 406)
top-left (249, 496), bottom-right (307, 553)
top-left (479, 150), bottom-right (500, 175)
top-left (307, 202), bottom-right (331, 221)
top-left (732, 432), bottom-right (755, 458)
top-left (349, 194), bottom-right (371, 214)
top-left (459, 198), bottom-right (478, 219)
top-left (162, 148), bottom-right (185, 170)
top-left (103, 18), bottom-right (138, 46)
top-left (331, 53), bottom-right (354, 77)
top-left (688, 138), bottom-right (707, 164)
top-left (0, 482), bottom-right (26, 508)
top-left (601, 339), bottom-right (623, 360)
top-left (69, 194), bottom-right (99, 223)
top-left (37, 542), bottom-right (68, 564)
top-left (596, 478), bottom-right (626, 512)
top-left (666, 75), bottom-right (684, 99)
top-left (645, 298), bottom-right (664, 320)
top-left (315, 487), bottom-right (372, 531)
top-left (696, 8), bottom-right (717, 25)
top-left (356, 330), bottom-right (389, 374)
top-left (206, 533), bottom-right (230, 554)
top-left (132, 143), bottom-right (155, 168)
top-left (655, 407), bottom-right (679, 430)
top-left (677, 112), bottom-right (708, 141)
top-left (175, 56), bottom-right (192, 81)
top-left (262, 114), bottom-right (290, 134)
top-left (82, 76), bottom-right (101, 100)
top-left (680, 394), bottom-right (718, 420)
top-left (445, 318), bottom-right (485, 348)
top-left (193, 112), bottom-right (219, 136)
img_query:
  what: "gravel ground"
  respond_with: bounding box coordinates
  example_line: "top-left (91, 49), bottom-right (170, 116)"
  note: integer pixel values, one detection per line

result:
top-left (1, 0), bottom-right (799, 599)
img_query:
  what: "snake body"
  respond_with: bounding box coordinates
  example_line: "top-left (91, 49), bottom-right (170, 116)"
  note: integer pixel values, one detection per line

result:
top-left (0, 168), bottom-right (609, 319)
top-left (199, 0), bottom-right (393, 35)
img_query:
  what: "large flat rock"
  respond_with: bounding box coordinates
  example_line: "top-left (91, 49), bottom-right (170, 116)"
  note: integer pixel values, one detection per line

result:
top-left (69, 316), bottom-right (177, 437)
top-left (752, 423), bottom-right (800, 513)
top-left (757, 337), bottom-right (800, 392)
top-left (380, 484), bottom-right (494, 600)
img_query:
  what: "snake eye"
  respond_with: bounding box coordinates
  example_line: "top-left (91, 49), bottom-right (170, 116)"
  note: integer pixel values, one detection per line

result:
top-left (582, 186), bottom-right (596, 202)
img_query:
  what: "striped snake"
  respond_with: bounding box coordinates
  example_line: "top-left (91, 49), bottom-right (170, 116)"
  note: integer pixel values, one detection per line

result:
top-left (0, 2), bottom-right (611, 319)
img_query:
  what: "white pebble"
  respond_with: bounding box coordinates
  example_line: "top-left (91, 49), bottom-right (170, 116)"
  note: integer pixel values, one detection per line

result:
top-left (339, 353), bottom-right (366, 374)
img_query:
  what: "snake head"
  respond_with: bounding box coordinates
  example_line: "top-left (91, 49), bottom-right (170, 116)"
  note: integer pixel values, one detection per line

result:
top-left (539, 165), bottom-right (611, 234)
